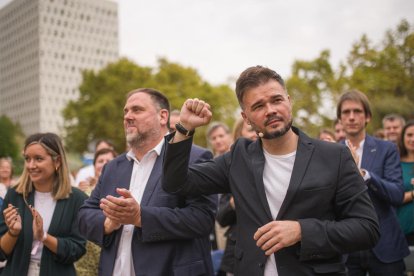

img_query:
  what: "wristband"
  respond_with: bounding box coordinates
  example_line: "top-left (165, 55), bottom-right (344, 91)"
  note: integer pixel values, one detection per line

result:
top-left (175, 122), bottom-right (195, 137)
top-left (41, 231), bottom-right (48, 242)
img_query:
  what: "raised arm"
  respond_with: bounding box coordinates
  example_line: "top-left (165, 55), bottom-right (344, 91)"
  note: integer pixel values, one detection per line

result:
top-left (170, 98), bottom-right (212, 144)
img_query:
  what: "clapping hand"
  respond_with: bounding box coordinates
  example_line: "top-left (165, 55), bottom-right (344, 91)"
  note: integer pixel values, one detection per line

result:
top-left (29, 206), bottom-right (44, 241)
top-left (3, 204), bottom-right (21, 236)
top-left (100, 188), bottom-right (141, 227)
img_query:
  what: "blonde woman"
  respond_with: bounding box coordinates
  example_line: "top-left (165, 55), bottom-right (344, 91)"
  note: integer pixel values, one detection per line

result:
top-left (0, 133), bottom-right (87, 276)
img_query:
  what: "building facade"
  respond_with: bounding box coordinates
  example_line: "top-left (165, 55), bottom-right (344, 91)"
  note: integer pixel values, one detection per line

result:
top-left (0, 0), bottom-right (118, 135)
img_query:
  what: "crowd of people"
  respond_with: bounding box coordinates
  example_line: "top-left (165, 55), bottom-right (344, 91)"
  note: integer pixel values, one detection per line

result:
top-left (0, 65), bottom-right (412, 276)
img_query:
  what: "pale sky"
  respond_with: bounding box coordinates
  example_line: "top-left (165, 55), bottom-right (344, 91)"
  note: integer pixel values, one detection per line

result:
top-left (1, 0), bottom-right (414, 85)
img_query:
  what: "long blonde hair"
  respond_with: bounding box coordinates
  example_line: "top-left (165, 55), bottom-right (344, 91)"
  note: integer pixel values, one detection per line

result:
top-left (15, 133), bottom-right (72, 200)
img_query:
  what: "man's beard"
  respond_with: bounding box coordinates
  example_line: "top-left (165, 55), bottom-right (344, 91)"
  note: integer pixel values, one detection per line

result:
top-left (126, 131), bottom-right (146, 149)
top-left (252, 115), bottom-right (293, 139)
top-left (125, 127), bottom-right (160, 149)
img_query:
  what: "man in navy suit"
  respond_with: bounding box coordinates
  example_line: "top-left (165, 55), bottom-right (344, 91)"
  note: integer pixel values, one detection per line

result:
top-left (337, 89), bottom-right (409, 275)
top-left (162, 66), bottom-right (380, 276)
top-left (78, 88), bottom-right (216, 276)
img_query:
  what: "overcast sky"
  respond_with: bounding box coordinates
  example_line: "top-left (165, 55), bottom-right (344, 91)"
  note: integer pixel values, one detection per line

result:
top-left (1, 0), bottom-right (414, 85)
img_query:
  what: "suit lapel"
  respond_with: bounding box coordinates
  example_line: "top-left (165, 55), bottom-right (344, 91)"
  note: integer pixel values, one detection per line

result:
top-left (251, 141), bottom-right (273, 220)
top-left (48, 197), bottom-right (64, 235)
top-left (361, 135), bottom-right (376, 171)
top-left (116, 155), bottom-right (134, 191)
top-left (140, 146), bottom-right (165, 206)
top-left (277, 130), bottom-right (314, 219)
top-left (24, 192), bottom-right (35, 241)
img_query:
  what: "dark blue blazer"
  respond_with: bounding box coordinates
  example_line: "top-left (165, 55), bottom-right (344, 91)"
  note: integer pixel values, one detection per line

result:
top-left (164, 127), bottom-right (379, 276)
top-left (355, 135), bottom-right (409, 262)
top-left (78, 143), bottom-right (217, 276)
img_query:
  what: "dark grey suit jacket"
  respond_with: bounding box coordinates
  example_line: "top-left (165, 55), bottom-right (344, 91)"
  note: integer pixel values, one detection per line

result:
top-left (79, 143), bottom-right (217, 276)
top-left (163, 127), bottom-right (379, 276)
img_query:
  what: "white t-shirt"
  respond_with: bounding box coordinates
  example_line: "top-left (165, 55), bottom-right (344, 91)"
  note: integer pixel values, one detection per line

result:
top-left (74, 165), bottom-right (94, 186)
top-left (263, 149), bottom-right (296, 276)
top-left (31, 191), bottom-right (57, 261)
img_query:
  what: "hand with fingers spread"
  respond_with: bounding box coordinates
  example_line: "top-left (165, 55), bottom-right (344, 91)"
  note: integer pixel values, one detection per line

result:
top-left (100, 188), bottom-right (141, 227)
top-left (3, 204), bottom-right (22, 236)
top-left (29, 206), bottom-right (45, 241)
top-left (253, 220), bottom-right (301, 256)
top-left (179, 98), bottom-right (212, 131)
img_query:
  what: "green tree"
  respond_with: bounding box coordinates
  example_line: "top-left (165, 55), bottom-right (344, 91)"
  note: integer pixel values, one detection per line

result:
top-left (63, 58), bottom-right (152, 153)
top-left (0, 115), bottom-right (20, 160)
top-left (286, 50), bottom-right (347, 136)
top-left (346, 19), bottom-right (414, 132)
top-left (150, 58), bottom-right (237, 146)
top-left (286, 19), bottom-right (414, 135)
top-left (63, 58), bottom-right (237, 152)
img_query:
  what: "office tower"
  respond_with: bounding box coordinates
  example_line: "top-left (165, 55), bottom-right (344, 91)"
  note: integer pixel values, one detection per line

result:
top-left (0, 0), bottom-right (118, 135)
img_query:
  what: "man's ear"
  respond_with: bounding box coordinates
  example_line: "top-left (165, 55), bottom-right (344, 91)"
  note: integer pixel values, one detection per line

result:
top-left (160, 109), bottom-right (169, 125)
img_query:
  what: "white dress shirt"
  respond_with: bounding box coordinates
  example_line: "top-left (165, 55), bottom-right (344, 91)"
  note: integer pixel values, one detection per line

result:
top-left (112, 139), bottom-right (164, 276)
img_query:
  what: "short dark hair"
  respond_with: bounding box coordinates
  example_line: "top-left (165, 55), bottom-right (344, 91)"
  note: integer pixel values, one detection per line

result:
top-left (126, 88), bottom-right (171, 127)
top-left (93, 148), bottom-right (118, 165)
top-left (382, 113), bottom-right (406, 127)
top-left (336, 89), bottom-right (372, 119)
top-left (95, 139), bottom-right (114, 151)
top-left (206, 122), bottom-right (230, 139)
top-left (333, 118), bottom-right (341, 128)
top-left (126, 88), bottom-right (170, 112)
top-left (235, 66), bottom-right (285, 109)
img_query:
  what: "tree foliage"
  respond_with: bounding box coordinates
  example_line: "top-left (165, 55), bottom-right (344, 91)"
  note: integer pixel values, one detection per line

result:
top-left (287, 50), bottom-right (347, 135)
top-left (0, 115), bottom-right (21, 160)
top-left (287, 19), bottom-right (414, 136)
top-left (63, 58), bottom-right (238, 153)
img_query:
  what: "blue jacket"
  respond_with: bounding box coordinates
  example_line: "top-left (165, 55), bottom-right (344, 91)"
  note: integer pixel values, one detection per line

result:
top-left (78, 143), bottom-right (217, 276)
top-left (355, 135), bottom-right (409, 262)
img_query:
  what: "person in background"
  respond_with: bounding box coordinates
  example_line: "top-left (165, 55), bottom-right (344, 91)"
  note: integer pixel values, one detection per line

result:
top-left (0, 158), bottom-right (15, 273)
top-left (206, 122), bottom-right (233, 254)
top-left (337, 90), bottom-right (408, 275)
top-left (397, 121), bottom-right (414, 245)
top-left (207, 122), bottom-right (233, 157)
top-left (75, 148), bottom-right (117, 276)
top-left (0, 158), bottom-right (14, 205)
top-left (216, 117), bottom-right (259, 276)
top-left (333, 118), bottom-right (346, 142)
top-left (78, 88), bottom-right (216, 276)
top-left (75, 139), bottom-right (115, 186)
top-left (383, 114), bottom-right (406, 144)
top-left (318, 128), bottom-right (336, 142)
top-left (232, 117), bottom-right (258, 142)
top-left (163, 66), bottom-right (379, 276)
top-left (0, 132), bottom-right (87, 275)
top-left (168, 109), bottom-right (181, 132)
top-left (77, 148), bottom-right (118, 195)
top-left (373, 128), bottom-right (386, 140)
